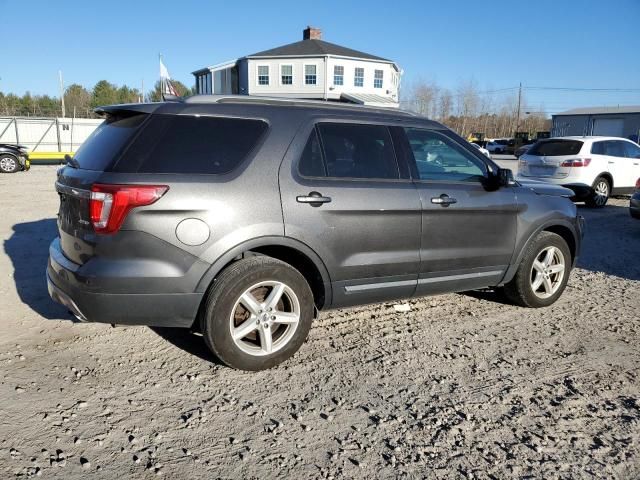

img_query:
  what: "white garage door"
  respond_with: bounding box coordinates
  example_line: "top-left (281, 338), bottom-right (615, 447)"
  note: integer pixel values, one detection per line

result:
top-left (592, 118), bottom-right (624, 137)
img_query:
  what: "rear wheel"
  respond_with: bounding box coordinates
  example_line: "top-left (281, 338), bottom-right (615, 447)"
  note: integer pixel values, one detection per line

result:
top-left (503, 231), bottom-right (571, 308)
top-left (0, 154), bottom-right (19, 173)
top-left (585, 176), bottom-right (609, 208)
top-left (202, 256), bottom-right (314, 371)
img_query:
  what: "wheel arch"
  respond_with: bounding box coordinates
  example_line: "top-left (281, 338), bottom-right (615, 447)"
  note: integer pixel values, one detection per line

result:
top-left (594, 172), bottom-right (613, 189)
top-left (195, 236), bottom-right (332, 310)
top-left (501, 219), bottom-right (579, 285)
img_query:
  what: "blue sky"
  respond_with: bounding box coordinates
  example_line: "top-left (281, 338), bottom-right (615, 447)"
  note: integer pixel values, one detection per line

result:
top-left (1, 0), bottom-right (639, 112)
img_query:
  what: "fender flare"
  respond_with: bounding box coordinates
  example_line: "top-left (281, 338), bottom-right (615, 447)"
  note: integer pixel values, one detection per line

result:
top-left (501, 218), bottom-right (580, 285)
top-left (194, 235), bottom-right (333, 303)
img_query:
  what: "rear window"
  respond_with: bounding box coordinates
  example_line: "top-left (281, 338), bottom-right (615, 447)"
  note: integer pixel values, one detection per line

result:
top-left (73, 113), bottom-right (146, 171)
top-left (113, 115), bottom-right (268, 174)
top-left (528, 140), bottom-right (583, 156)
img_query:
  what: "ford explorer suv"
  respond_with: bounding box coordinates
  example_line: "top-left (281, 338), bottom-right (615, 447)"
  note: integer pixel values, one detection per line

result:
top-left (518, 136), bottom-right (640, 207)
top-left (48, 96), bottom-right (584, 371)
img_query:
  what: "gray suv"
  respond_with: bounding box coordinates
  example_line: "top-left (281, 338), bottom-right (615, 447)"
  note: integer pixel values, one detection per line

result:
top-left (47, 96), bottom-right (584, 370)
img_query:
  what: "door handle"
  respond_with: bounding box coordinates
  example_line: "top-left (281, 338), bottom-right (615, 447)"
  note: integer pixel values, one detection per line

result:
top-left (296, 191), bottom-right (332, 206)
top-left (431, 194), bottom-right (457, 207)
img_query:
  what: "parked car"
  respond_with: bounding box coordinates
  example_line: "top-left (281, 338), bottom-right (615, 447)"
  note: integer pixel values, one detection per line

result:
top-left (518, 136), bottom-right (640, 207)
top-left (515, 142), bottom-right (535, 158)
top-left (47, 96), bottom-right (584, 371)
top-left (0, 144), bottom-right (30, 173)
top-left (469, 142), bottom-right (491, 158)
top-left (631, 178), bottom-right (640, 219)
top-left (486, 139), bottom-right (511, 154)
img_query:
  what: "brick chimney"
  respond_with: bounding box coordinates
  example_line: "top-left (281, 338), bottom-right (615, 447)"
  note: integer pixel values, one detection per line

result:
top-left (303, 26), bottom-right (322, 40)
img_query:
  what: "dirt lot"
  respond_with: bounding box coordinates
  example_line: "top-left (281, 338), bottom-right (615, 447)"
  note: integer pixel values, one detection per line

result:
top-left (1, 166), bottom-right (639, 479)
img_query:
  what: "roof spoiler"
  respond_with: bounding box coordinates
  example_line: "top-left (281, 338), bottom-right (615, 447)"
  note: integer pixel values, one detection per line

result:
top-left (94, 103), bottom-right (164, 117)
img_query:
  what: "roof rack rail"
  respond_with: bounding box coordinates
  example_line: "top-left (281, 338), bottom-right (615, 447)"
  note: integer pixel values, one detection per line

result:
top-left (182, 94), bottom-right (417, 116)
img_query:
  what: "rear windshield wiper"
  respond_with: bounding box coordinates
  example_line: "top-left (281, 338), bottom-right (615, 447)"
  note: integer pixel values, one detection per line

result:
top-left (64, 154), bottom-right (80, 169)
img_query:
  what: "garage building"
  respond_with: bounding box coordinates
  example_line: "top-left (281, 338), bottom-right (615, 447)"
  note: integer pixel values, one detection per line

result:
top-left (551, 106), bottom-right (640, 141)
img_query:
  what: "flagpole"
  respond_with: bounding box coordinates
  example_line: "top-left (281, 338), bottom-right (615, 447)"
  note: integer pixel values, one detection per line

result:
top-left (159, 53), bottom-right (163, 101)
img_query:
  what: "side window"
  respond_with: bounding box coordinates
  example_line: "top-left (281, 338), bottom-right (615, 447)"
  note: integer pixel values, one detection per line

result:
top-left (591, 141), bottom-right (605, 155)
top-left (605, 141), bottom-right (626, 158)
top-left (623, 141), bottom-right (640, 159)
top-left (113, 115), bottom-right (268, 174)
top-left (404, 128), bottom-right (487, 182)
top-left (298, 129), bottom-right (326, 177)
top-left (315, 123), bottom-right (399, 179)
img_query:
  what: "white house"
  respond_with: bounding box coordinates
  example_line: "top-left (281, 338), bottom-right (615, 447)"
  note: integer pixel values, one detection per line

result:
top-left (192, 27), bottom-right (401, 108)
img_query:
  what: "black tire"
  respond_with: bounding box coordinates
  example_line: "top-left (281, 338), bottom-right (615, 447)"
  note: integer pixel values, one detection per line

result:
top-left (0, 154), bottom-right (20, 173)
top-left (585, 176), bottom-right (610, 208)
top-left (503, 231), bottom-right (571, 308)
top-left (202, 256), bottom-right (314, 371)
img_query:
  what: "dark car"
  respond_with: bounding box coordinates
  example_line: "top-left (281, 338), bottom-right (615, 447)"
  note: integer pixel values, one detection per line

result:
top-left (631, 178), bottom-right (640, 219)
top-left (0, 144), bottom-right (30, 173)
top-left (515, 141), bottom-right (536, 158)
top-left (47, 96), bottom-right (584, 370)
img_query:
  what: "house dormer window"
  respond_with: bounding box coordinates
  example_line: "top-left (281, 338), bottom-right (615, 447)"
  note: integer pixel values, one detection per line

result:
top-left (257, 65), bottom-right (269, 85)
top-left (374, 70), bottom-right (383, 88)
top-left (354, 67), bottom-right (364, 87)
top-left (334, 66), bottom-right (344, 86)
top-left (305, 64), bottom-right (317, 85)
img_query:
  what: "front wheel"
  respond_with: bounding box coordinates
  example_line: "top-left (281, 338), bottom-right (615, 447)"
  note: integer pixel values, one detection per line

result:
top-left (585, 176), bottom-right (609, 208)
top-left (202, 256), bottom-right (314, 371)
top-left (0, 154), bottom-right (20, 173)
top-left (503, 232), bottom-right (571, 308)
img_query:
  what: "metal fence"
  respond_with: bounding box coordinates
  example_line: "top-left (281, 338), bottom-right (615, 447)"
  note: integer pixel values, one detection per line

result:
top-left (0, 116), bottom-right (103, 152)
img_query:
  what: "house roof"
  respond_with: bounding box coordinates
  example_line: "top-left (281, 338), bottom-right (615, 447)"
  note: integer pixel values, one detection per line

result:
top-left (341, 93), bottom-right (399, 108)
top-left (555, 105), bottom-right (640, 116)
top-left (247, 39), bottom-right (393, 63)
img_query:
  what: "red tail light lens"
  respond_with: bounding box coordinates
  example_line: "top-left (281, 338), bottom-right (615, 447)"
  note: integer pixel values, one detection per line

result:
top-left (90, 184), bottom-right (168, 234)
top-left (636, 178), bottom-right (640, 189)
top-left (561, 158), bottom-right (591, 167)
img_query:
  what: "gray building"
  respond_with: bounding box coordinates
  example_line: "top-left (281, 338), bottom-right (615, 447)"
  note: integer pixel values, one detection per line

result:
top-left (552, 106), bottom-right (640, 141)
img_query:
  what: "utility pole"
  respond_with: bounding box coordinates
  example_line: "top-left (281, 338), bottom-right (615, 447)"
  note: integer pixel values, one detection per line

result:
top-left (141, 79), bottom-right (145, 103)
top-left (515, 82), bottom-right (522, 134)
top-left (59, 70), bottom-right (66, 118)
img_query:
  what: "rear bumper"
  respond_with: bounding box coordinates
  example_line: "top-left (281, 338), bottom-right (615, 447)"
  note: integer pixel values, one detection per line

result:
top-left (47, 239), bottom-right (202, 327)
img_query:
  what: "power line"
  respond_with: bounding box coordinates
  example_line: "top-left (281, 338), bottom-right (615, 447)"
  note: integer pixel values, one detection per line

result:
top-left (524, 86), bottom-right (640, 92)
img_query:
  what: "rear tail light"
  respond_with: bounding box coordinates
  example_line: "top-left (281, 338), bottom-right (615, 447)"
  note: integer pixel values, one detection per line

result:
top-left (561, 158), bottom-right (591, 167)
top-left (90, 184), bottom-right (168, 234)
top-left (636, 178), bottom-right (640, 189)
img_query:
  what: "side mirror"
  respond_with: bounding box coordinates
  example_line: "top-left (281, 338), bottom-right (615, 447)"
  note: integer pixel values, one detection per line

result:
top-left (499, 168), bottom-right (515, 187)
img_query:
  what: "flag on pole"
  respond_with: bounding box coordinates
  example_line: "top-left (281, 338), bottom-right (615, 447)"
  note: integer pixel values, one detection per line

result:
top-left (159, 56), bottom-right (179, 98)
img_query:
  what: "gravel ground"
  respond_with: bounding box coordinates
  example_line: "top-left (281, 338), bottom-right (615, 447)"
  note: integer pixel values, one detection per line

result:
top-left (1, 166), bottom-right (639, 479)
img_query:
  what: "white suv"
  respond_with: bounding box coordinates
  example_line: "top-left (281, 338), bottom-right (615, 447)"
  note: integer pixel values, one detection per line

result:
top-left (518, 136), bottom-right (640, 207)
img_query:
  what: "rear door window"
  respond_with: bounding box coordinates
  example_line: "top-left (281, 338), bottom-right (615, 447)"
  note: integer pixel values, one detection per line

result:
top-left (528, 140), bottom-right (583, 156)
top-left (604, 141), bottom-right (626, 158)
top-left (73, 113), bottom-right (146, 171)
top-left (114, 115), bottom-right (268, 174)
top-left (314, 123), bottom-right (399, 179)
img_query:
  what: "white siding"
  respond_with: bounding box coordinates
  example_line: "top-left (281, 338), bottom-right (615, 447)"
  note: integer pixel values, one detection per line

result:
top-left (247, 58), bottom-right (326, 98)
top-left (326, 58), bottom-right (398, 101)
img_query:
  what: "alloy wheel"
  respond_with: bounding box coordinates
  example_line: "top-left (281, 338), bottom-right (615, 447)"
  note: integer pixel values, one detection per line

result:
top-left (229, 281), bottom-right (300, 356)
top-left (594, 180), bottom-right (609, 206)
top-left (0, 156), bottom-right (17, 172)
top-left (530, 246), bottom-right (566, 299)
